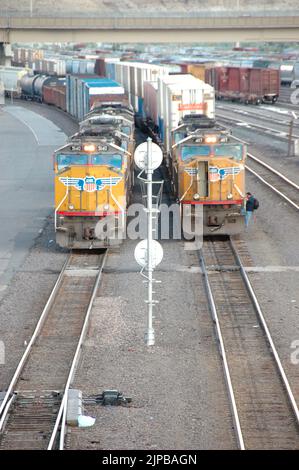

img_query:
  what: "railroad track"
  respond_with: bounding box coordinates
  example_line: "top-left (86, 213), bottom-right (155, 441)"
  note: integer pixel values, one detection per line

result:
top-left (217, 104), bottom-right (299, 131)
top-left (216, 111), bottom-right (299, 141)
top-left (200, 237), bottom-right (299, 449)
top-left (0, 250), bottom-right (107, 450)
top-left (229, 134), bottom-right (299, 211)
top-left (245, 152), bottom-right (299, 211)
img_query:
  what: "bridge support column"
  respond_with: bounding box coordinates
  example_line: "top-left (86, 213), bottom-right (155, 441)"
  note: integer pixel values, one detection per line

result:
top-left (0, 43), bottom-right (12, 67)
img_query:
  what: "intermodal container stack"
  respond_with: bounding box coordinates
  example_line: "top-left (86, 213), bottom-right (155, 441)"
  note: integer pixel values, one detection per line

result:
top-left (157, 74), bottom-right (215, 152)
top-left (66, 75), bottom-right (126, 121)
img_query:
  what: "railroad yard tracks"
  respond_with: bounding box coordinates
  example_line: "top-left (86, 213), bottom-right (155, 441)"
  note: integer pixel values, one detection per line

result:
top-left (245, 152), bottom-right (299, 211)
top-left (226, 131), bottom-right (299, 210)
top-left (216, 110), bottom-right (299, 141)
top-left (0, 250), bottom-right (107, 450)
top-left (199, 238), bottom-right (299, 449)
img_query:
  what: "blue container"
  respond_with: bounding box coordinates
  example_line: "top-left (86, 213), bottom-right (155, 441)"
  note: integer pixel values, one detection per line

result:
top-left (138, 97), bottom-right (144, 116)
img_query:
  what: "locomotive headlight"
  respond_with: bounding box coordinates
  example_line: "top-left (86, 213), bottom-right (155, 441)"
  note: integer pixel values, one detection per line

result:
top-left (83, 143), bottom-right (96, 152)
top-left (193, 193), bottom-right (200, 201)
top-left (204, 135), bottom-right (218, 144)
top-left (103, 204), bottom-right (110, 211)
top-left (69, 204), bottom-right (75, 210)
top-left (227, 193), bottom-right (233, 200)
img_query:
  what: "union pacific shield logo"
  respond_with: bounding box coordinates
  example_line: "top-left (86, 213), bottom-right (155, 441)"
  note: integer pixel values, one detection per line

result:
top-left (209, 167), bottom-right (220, 182)
top-left (59, 176), bottom-right (122, 192)
top-left (85, 176), bottom-right (96, 193)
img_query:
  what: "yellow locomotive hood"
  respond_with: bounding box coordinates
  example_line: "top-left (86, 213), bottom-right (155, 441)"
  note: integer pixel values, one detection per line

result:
top-left (55, 165), bottom-right (125, 215)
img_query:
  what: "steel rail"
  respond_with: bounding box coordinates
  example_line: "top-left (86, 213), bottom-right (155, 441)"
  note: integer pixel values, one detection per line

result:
top-left (245, 165), bottom-right (299, 210)
top-left (217, 112), bottom-right (299, 140)
top-left (199, 250), bottom-right (245, 450)
top-left (0, 255), bottom-right (71, 425)
top-left (216, 105), bottom-right (299, 129)
top-left (47, 249), bottom-right (108, 450)
top-left (229, 238), bottom-right (299, 426)
top-left (247, 152), bottom-right (299, 190)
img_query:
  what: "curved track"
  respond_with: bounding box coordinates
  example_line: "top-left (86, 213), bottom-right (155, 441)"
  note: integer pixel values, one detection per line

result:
top-left (200, 237), bottom-right (299, 449)
top-left (0, 251), bottom-right (107, 450)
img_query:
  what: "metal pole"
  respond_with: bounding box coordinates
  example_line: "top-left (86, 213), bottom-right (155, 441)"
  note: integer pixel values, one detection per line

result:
top-left (145, 137), bottom-right (155, 346)
top-left (288, 118), bottom-right (294, 157)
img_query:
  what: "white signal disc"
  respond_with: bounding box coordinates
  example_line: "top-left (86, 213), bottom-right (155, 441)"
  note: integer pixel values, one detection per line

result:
top-left (134, 239), bottom-right (164, 268)
top-left (134, 142), bottom-right (163, 170)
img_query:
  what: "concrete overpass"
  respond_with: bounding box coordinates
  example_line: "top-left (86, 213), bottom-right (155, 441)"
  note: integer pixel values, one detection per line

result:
top-left (1, 14), bottom-right (299, 44)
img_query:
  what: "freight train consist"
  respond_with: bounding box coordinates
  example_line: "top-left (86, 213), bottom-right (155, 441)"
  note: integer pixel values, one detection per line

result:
top-left (3, 53), bottom-right (250, 243)
top-left (140, 72), bottom-right (246, 235)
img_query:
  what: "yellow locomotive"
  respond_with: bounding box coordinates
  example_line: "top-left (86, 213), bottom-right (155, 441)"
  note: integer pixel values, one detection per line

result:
top-left (169, 115), bottom-right (246, 235)
top-left (54, 130), bottom-right (133, 249)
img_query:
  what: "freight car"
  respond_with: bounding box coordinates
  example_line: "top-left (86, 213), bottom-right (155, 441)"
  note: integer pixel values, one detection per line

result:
top-left (43, 84), bottom-right (67, 112)
top-left (20, 74), bottom-right (65, 102)
top-left (0, 66), bottom-right (30, 97)
top-left (205, 66), bottom-right (280, 105)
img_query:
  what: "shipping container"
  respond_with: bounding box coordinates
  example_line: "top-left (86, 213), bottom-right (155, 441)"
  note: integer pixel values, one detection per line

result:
top-left (89, 94), bottom-right (128, 109)
top-left (66, 74), bottom-right (125, 121)
top-left (157, 74), bottom-right (215, 152)
top-left (144, 81), bottom-right (159, 125)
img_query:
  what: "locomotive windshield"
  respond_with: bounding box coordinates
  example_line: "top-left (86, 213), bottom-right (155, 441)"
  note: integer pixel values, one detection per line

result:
top-left (56, 153), bottom-right (123, 170)
top-left (91, 154), bottom-right (122, 169)
top-left (214, 144), bottom-right (243, 161)
top-left (181, 144), bottom-right (243, 161)
top-left (181, 145), bottom-right (210, 160)
top-left (57, 154), bottom-right (88, 170)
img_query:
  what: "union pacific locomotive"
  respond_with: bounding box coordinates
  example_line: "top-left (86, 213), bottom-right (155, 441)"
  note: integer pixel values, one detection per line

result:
top-left (54, 102), bottom-right (135, 249)
top-left (169, 115), bottom-right (246, 235)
